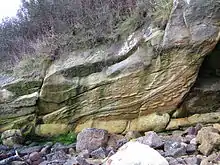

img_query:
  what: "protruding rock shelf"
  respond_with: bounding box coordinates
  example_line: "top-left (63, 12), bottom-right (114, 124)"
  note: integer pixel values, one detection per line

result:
top-left (0, 0), bottom-right (220, 135)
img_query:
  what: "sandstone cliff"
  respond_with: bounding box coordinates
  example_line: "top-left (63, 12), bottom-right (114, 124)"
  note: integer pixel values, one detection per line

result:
top-left (0, 0), bottom-right (220, 136)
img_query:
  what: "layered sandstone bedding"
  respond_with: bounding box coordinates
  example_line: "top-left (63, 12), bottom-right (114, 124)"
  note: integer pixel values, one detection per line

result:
top-left (0, 0), bottom-right (220, 136)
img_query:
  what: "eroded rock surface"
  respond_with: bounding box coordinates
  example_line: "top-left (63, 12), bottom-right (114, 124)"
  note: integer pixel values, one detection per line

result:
top-left (0, 0), bottom-right (220, 134)
top-left (37, 0), bottom-right (220, 133)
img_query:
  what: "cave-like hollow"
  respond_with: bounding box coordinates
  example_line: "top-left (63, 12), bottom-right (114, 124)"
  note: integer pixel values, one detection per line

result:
top-left (198, 41), bottom-right (220, 79)
top-left (181, 41), bottom-right (220, 116)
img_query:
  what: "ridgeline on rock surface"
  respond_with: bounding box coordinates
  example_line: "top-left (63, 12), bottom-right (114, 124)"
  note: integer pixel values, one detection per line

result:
top-left (0, 0), bottom-right (220, 164)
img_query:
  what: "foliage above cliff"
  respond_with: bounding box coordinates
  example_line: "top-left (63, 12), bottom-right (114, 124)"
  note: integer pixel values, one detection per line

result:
top-left (0, 0), bottom-right (172, 69)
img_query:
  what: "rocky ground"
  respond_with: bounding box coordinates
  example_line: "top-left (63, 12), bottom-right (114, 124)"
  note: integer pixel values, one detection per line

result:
top-left (0, 123), bottom-right (220, 165)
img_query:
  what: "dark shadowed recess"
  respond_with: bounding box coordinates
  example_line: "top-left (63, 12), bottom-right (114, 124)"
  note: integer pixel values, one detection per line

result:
top-left (198, 41), bottom-right (220, 79)
top-left (181, 41), bottom-right (220, 116)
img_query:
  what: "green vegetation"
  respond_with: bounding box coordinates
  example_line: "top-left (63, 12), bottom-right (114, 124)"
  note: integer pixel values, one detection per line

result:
top-left (0, 0), bottom-right (173, 73)
top-left (26, 132), bottom-right (77, 145)
top-left (51, 132), bottom-right (77, 145)
top-left (13, 53), bottom-right (53, 78)
top-left (151, 0), bottom-right (173, 24)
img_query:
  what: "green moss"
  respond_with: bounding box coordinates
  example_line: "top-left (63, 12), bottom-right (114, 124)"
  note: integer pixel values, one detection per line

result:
top-left (152, 0), bottom-right (173, 22)
top-left (115, 13), bottom-right (143, 40)
top-left (4, 80), bottom-right (42, 96)
top-left (0, 115), bottom-right (36, 135)
top-left (52, 132), bottom-right (77, 145)
top-left (26, 132), bottom-right (77, 145)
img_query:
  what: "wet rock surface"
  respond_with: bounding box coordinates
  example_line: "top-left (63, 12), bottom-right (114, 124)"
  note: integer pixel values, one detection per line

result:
top-left (0, 124), bottom-right (219, 165)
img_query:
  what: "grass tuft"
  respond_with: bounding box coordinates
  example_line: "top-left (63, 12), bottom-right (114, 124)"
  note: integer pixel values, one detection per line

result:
top-left (52, 132), bottom-right (77, 145)
top-left (25, 132), bottom-right (77, 145)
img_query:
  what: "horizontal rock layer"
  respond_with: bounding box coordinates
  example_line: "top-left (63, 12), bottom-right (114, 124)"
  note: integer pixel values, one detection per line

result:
top-left (0, 0), bottom-right (220, 135)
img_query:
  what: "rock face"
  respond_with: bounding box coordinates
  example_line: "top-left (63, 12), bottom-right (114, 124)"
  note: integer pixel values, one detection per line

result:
top-left (0, 78), bottom-right (41, 134)
top-left (178, 42), bottom-right (220, 117)
top-left (0, 0), bottom-right (220, 135)
top-left (38, 0), bottom-right (220, 133)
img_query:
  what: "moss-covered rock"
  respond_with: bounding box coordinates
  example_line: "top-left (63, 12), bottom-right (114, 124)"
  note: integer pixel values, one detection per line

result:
top-left (35, 124), bottom-right (71, 137)
top-left (0, 114), bottom-right (36, 135)
top-left (2, 79), bottom-right (42, 97)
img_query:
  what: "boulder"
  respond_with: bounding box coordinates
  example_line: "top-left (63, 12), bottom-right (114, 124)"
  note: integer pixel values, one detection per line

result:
top-left (76, 128), bottom-right (109, 152)
top-left (64, 157), bottom-right (78, 165)
top-left (183, 157), bottom-right (201, 165)
top-left (166, 112), bottom-right (220, 130)
top-left (125, 131), bottom-right (142, 141)
top-left (136, 131), bottom-right (164, 149)
top-left (164, 140), bottom-right (187, 157)
top-left (35, 124), bottom-right (70, 137)
top-left (29, 152), bottom-right (42, 162)
top-left (196, 127), bottom-right (220, 156)
top-left (90, 147), bottom-right (107, 159)
top-left (11, 161), bottom-right (27, 165)
top-left (105, 141), bottom-right (169, 165)
top-left (19, 145), bottom-right (43, 155)
top-left (107, 134), bottom-right (127, 150)
top-left (213, 124), bottom-right (220, 132)
top-left (200, 152), bottom-right (220, 165)
top-left (1, 129), bottom-right (23, 147)
top-left (186, 143), bottom-right (197, 154)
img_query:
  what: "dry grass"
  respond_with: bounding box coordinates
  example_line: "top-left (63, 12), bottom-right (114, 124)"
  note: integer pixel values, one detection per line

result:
top-left (152, 0), bottom-right (173, 23)
top-left (0, 0), bottom-right (173, 78)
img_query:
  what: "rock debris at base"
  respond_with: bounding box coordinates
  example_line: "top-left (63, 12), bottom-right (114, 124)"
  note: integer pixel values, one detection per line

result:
top-left (0, 123), bottom-right (220, 165)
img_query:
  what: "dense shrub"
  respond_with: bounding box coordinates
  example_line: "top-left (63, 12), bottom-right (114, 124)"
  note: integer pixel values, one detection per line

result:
top-left (0, 0), bottom-right (173, 67)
